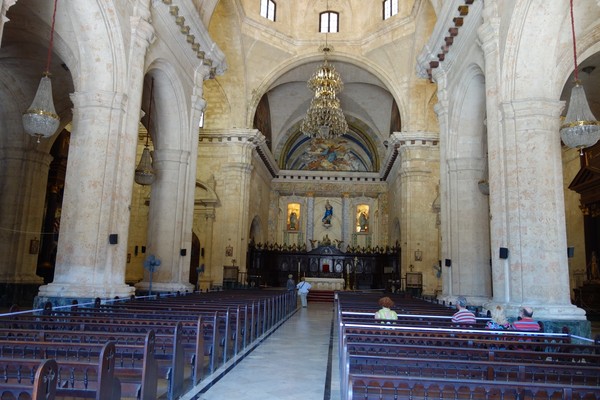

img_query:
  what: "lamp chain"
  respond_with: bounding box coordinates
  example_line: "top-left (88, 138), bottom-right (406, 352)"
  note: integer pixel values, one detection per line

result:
top-left (45, 0), bottom-right (59, 74)
top-left (146, 78), bottom-right (155, 147)
top-left (569, 0), bottom-right (578, 82)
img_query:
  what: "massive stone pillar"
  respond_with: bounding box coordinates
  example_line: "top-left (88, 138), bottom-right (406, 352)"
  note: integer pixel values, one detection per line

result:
top-left (140, 148), bottom-right (192, 292)
top-left (431, 70), bottom-right (453, 300)
top-left (497, 99), bottom-right (585, 321)
top-left (446, 157), bottom-right (491, 304)
top-left (395, 131), bottom-right (440, 295)
top-left (37, 90), bottom-right (135, 304)
top-left (0, 148), bottom-right (50, 287)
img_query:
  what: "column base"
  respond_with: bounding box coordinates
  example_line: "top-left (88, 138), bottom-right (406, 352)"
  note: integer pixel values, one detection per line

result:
top-left (37, 282), bottom-right (135, 302)
top-left (134, 281), bottom-right (194, 295)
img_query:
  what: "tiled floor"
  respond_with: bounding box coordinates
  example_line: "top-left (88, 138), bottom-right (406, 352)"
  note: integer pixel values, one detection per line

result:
top-left (181, 302), bottom-right (340, 400)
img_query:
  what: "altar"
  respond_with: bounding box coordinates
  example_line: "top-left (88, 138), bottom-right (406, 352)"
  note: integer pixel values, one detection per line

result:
top-left (305, 277), bottom-right (345, 291)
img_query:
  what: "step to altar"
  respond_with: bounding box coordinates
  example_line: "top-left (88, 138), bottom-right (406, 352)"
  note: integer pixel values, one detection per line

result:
top-left (307, 290), bottom-right (335, 303)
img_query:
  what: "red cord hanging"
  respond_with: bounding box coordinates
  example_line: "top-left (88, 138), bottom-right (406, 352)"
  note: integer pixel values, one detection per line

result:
top-left (45, 0), bottom-right (59, 74)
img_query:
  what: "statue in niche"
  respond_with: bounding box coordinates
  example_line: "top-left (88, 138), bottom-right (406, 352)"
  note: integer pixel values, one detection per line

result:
top-left (289, 211), bottom-right (298, 230)
top-left (589, 251), bottom-right (600, 281)
top-left (358, 211), bottom-right (368, 232)
top-left (322, 200), bottom-right (333, 226)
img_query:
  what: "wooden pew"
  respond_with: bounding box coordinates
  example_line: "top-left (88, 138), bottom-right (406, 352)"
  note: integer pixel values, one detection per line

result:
top-left (347, 372), bottom-right (600, 399)
top-left (348, 353), bottom-right (600, 386)
top-left (0, 341), bottom-right (121, 400)
top-left (0, 359), bottom-right (58, 400)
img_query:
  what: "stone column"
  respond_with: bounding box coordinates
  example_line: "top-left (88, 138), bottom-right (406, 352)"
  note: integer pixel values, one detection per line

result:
top-left (0, 148), bottom-right (50, 285)
top-left (139, 148), bottom-right (192, 293)
top-left (341, 193), bottom-right (350, 250)
top-left (176, 67), bottom-right (209, 289)
top-left (396, 131), bottom-right (440, 295)
top-left (432, 69), bottom-right (452, 300)
top-left (37, 90), bottom-right (135, 304)
top-left (478, 1), bottom-right (509, 307)
top-left (306, 193), bottom-right (315, 248)
top-left (446, 157), bottom-right (491, 303)
top-left (498, 99), bottom-right (585, 320)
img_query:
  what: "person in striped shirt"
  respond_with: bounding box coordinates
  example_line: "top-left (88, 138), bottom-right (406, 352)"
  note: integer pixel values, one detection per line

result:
top-left (451, 296), bottom-right (476, 324)
top-left (512, 307), bottom-right (541, 331)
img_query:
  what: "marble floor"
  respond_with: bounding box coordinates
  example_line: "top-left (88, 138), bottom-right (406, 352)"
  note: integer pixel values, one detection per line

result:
top-left (181, 302), bottom-right (340, 400)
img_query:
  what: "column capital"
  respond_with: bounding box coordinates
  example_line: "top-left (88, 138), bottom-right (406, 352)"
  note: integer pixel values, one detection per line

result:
top-left (501, 98), bottom-right (564, 132)
top-left (70, 90), bottom-right (127, 111)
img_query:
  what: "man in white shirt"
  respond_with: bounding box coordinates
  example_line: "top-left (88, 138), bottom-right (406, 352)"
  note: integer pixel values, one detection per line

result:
top-left (296, 277), bottom-right (312, 308)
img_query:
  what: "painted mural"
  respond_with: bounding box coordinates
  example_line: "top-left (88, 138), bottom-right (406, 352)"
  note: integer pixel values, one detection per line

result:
top-left (302, 138), bottom-right (363, 171)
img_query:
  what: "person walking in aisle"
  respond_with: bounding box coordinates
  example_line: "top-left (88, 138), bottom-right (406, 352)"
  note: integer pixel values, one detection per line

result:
top-left (296, 277), bottom-right (312, 308)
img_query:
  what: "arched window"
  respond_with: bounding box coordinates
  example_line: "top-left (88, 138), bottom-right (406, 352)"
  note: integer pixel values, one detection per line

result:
top-left (319, 11), bottom-right (339, 33)
top-left (383, 0), bottom-right (398, 20)
top-left (260, 0), bottom-right (276, 21)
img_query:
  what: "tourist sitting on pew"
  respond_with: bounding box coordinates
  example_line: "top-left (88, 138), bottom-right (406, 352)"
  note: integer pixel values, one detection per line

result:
top-left (374, 296), bottom-right (398, 322)
top-left (486, 305), bottom-right (511, 330)
top-left (512, 306), bottom-right (541, 331)
top-left (451, 296), bottom-right (476, 324)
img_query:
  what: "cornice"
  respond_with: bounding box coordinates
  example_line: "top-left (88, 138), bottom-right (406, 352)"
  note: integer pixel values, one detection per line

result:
top-left (416, 0), bottom-right (480, 81)
top-left (155, 0), bottom-right (227, 76)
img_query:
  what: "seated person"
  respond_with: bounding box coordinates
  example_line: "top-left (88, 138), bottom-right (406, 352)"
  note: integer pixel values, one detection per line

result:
top-left (512, 307), bottom-right (541, 331)
top-left (486, 305), bottom-right (511, 330)
top-left (451, 296), bottom-right (476, 324)
top-left (374, 296), bottom-right (398, 322)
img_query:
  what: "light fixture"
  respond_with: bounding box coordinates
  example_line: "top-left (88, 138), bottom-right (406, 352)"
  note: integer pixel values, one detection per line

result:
top-left (300, 46), bottom-right (348, 139)
top-left (560, 0), bottom-right (600, 154)
top-left (134, 78), bottom-right (156, 186)
top-left (22, 0), bottom-right (60, 143)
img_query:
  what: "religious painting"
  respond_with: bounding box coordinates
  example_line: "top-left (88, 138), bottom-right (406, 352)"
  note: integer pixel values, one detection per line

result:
top-left (303, 138), bottom-right (362, 171)
top-left (356, 205), bottom-right (369, 232)
top-left (225, 244), bottom-right (233, 257)
top-left (287, 203), bottom-right (300, 231)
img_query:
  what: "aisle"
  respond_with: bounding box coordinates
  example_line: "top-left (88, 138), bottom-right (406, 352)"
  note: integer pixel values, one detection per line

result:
top-left (183, 302), bottom-right (340, 400)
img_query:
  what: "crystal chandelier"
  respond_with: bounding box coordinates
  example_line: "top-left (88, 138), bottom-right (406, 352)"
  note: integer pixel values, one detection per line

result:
top-left (301, 47), bottom-right (348, 139)
top-left (22, 0), bottom-right (60, 143)
top-left (135, 78), bottom-right (156, 186)
top-left (560, 0), bottom-right (600, 154)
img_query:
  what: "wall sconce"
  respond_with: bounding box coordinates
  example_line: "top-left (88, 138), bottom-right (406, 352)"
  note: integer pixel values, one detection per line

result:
top-left (414, 249), bottom-right (422, 261)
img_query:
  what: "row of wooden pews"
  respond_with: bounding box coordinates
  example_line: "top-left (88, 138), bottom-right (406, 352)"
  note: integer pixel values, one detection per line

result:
top-left (0, 289), bottom-right (296, 400)
top-left (336, 292), bottom-right (600, 400)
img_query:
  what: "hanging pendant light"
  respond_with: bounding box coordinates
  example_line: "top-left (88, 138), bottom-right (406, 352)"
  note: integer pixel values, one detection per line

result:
top-left (301, 40), bottom-right (348, 139)
top-left (135, 78), bottom-right (156, 186)
top-left (560, 0), bottom-right (600, 154)
top-left (22, 0), bottom-right (60, 143)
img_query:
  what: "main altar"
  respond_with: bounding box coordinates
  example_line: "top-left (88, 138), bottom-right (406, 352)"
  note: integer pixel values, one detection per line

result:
top-left (246, 240), bottom-right (401, 290)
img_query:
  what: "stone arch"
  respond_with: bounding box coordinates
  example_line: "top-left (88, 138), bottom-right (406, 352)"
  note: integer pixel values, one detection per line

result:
top-left (67, 1), bottom-right (127, 92)
top-left (246, 52), bottom-right (407, 139)
top-left (449, 64), bottom-right (486, 160)
top-left (145, 61), bottom-right (190, 151)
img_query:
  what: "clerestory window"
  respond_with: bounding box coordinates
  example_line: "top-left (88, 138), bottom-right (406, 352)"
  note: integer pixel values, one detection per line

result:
top-left (319, 11), bottom-right (339, 33)
top-left (260, 0), bottom-right (276, 21)
top-left (383, 0), bottom-right (399, 20)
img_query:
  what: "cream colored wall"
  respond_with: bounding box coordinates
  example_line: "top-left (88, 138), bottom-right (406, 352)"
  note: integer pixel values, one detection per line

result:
top-left (562, 148), bottom-right (586, 297)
